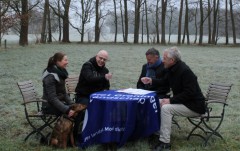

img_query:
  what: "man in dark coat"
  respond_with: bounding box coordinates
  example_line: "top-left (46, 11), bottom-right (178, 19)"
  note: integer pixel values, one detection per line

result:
top-left (137, 48), bottom-right (170, 98)
top-left (75, 50), bottom-right (112, 105)
top-left (74, 50), bottom-right (112, 140)
top-left (144, 47), bottom-right (206, 151)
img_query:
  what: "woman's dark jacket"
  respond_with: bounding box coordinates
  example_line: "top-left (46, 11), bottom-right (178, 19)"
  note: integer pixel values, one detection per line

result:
top-left (154, 61), bottom-right (206, 114)
top-left (137, 63), bottom-right (170, 98)
top-left (42, 66), bottom-right (74, 115)
top-left (75, 57), bottom-right (110, 98)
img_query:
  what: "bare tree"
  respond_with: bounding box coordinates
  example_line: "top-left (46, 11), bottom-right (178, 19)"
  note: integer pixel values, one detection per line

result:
top-left (225, 0), bottom-right (228, 44)
top-left (134, 0), bottom-right (142, 43)
top-left (167, 2), bottom-right (176, 44)
top-left (123, 0), bottom-right (128, 42)
top-left (199, 0), bottom-right (203, 44)
top-left (161, 0), bottom-right (167, 44)
top-left (113, 0), bottom-right (117, 43)
top-left (47, 1), bottom-right (52, 43)
top-left (10, 0), bottom-right (40, 46)
top-left (229, 0), bottom-right (236, 44)
top-left (155, 0), bottom-right (160, 43)
top-left (193, 2), bottom-right (198, 44)
top-left (211, 0), bottom-right (219, 44)
top-left (144, 0), bottom-right (149, 44)
top-left (141, 2), bottom-right (144, 44)
top-left (207, 0), bottom-right (211, 44)
top-left (57, 0), bottom-right (61, 41)
top-left (95, 0), bottom-right (100, 42)
top-left (120, 0), bottom-right (124, 41)
top-left (41, 0), bottom-right (48, 43)
top-left (177, 0), bottom-right (184, 44)
top-left (182, 0), bottom-right (189, 44)
top-left (49, 0), bottom-right (71, 43)
top-left (71, 0), bottom-right (93, 42)
top-left (0, 0), bottom-right (11, 46)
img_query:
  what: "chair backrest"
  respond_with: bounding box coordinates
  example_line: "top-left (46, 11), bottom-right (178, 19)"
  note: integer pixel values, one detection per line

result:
top-left (206, 83), bottom-right (232, 104)
top-left (65, 75), bottom-right (79, 95)
top-left (17, 80), bottom-right (38, 103)
top-left (17, 80), bottom-right (41, 113)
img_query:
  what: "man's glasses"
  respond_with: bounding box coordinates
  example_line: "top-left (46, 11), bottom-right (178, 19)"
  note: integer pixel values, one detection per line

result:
top-left (98, 56), bottom-right (108, 62)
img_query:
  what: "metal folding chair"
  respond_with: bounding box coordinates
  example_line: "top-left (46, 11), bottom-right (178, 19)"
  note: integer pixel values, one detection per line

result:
top-left (17, 80), bottom-right (58, 141)
top-left (187, 83), bottom-right (232, 146)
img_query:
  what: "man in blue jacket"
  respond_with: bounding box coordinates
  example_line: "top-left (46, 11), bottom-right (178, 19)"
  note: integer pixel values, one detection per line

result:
top-left (143, 47), bottom-right (206, 151)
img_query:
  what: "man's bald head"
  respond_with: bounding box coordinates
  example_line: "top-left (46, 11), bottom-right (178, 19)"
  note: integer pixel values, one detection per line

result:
top-left (96, 50), bottom-right (109, 67)
top-left (97, 50), bottom-right (109, 59)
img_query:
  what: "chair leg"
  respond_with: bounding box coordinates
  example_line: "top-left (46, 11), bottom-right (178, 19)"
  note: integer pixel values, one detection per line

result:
top-left (202, 117), bottom-right (225, 146)
top-left (25, 116), bottom-right (58, 141)
top-left (187, 118), bottom-right (207, 141)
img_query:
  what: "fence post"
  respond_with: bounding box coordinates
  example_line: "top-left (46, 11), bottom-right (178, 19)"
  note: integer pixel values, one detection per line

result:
top-left (4, 39), bottom-right (6, 49)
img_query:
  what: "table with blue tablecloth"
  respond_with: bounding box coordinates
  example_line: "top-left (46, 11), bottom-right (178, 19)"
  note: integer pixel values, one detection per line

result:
top-left (78, 89), bottom-right (160, 148)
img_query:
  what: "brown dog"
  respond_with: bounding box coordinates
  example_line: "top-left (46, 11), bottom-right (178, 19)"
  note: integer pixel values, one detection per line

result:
top-left (50, 104), bottom-right (86, 149)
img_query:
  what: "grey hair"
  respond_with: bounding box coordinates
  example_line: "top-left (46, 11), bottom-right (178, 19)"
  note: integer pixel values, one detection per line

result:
top-left (164, 46), bottom-right (181, 62)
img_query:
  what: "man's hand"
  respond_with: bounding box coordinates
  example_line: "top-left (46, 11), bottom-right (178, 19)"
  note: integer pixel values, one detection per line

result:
top-left (141, 77), bottom-right (152, 85)
top-left (160, 98), bottom-right (170, 107)
top-left (105, 73), bottom-right (113, 80)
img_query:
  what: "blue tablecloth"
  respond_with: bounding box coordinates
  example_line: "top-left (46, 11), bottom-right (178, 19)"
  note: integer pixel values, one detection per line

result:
top-left (78, 90), bottom-right (160, 148)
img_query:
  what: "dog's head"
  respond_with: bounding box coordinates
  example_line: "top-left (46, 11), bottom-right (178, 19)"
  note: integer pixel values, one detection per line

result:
top-left (69, 104), bottom-right (87, 117)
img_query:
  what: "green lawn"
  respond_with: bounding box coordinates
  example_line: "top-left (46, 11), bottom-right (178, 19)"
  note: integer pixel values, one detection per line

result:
top-left (0, 43), bottom-right (240, 151)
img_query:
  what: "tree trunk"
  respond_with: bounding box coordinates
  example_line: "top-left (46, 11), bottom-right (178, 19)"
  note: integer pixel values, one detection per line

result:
top-left (208, 0), bottom-right (211, 44)
top-left (62, 0), bottom-right (71, 43)
top-left (141, 3), bottom-right (144, 44)
top-left (185, 0), bottom-right (189, 44)
top-left (161, 0), bottom-right (167, 44)
top-left (156, 0), bottom-right (160, 44)
top-left (168, 6), bottom-right (173, 44)
top-left (194, 4), bottom-right (198, 44)
top-left (177, 0), bottom-right (184, 44)
top-left (113, 0), bottom-right (117, 43)
top-left (19, 0), bottom-right (29, 46)
top-left (95, 0), bottom-right (100, 43)
top-left (145, 0), bottom-right (149, 44)
top-left (134, 0), bottom-right (141, 44)
top-left (199, 0), bottom-right (203, 45)
top-left (47, 0), bottom-right (52, 43)
top-left (215, 4), bottom-right (220, 45)
top-left (225, 0), bottom-right (228, 45)
top-left (123, 0), bottom-right (128, 43)
top-left (41, 0), bottom-right (47, 43)
top-left (57, 0), bottom-right (61, 42)
top-left (212, 0), bottom-right (219, 44)
top-left (120, 0), bottom-right (125, 41)
top-left (229, 0), bottom-right (236, 44)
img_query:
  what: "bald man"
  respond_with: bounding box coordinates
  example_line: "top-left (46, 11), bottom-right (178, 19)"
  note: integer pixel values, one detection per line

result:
top-left (75, 49), bottom-right (112, 105)
top-left (74, 50), bottom-right (112, 140)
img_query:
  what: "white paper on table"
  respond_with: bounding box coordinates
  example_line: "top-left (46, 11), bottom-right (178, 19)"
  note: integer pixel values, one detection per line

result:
top-left (116, 88), bottom-right (155, 95)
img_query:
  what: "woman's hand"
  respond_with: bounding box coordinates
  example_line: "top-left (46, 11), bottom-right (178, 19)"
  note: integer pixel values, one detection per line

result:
top-left (68, 109), bottom-right (75, 117)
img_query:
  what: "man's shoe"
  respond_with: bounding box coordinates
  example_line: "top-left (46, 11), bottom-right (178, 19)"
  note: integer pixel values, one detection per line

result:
top-left (152, 141), bottom-right (171, 151)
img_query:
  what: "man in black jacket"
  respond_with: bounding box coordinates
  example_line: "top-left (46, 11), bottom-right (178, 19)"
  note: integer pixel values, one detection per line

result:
top-left (144, 47), bottom-right (206, 151)
top-left (74, 50), bottom-right (112, 141)
top-left (137, 48), bottom-right (170, 98)
top-left (75, 49), bottom-right (112, 105)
